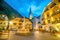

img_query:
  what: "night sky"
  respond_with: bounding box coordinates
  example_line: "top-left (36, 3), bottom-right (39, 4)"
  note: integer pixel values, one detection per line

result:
top-left (4, 0), bottom-right (51, 18)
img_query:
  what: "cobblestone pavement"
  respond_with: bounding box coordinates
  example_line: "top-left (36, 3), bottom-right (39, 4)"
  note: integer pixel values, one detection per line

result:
top-left (4, 31), bottom-right (60, 40)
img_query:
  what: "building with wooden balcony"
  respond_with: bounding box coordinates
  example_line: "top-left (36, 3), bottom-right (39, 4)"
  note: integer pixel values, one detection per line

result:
top-left (9, 17), bottom-right (32, 31)
top-left (41, 0), bottom-right (60, 31)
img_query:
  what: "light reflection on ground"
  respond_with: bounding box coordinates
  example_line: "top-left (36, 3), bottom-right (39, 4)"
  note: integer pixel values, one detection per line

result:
top-left (1, 31), bottom-right (60, 40)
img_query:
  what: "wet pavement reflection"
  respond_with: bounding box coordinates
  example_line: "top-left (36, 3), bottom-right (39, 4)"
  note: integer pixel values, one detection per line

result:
top-left (1, 31), bottom-right (60, 40)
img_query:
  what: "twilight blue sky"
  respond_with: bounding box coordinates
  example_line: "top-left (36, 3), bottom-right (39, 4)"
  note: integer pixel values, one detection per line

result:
top-left (4, 0), bottom-right (51, 18)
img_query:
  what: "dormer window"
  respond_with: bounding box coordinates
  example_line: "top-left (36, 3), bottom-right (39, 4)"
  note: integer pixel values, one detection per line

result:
top-left (44, 7), bottom-right (49, 12)
top-left (50, 2), bottom-right (56, 8)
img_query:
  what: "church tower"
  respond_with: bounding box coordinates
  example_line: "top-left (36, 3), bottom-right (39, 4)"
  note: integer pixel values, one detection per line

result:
top-left (29, 7), bottom-right (32, 20)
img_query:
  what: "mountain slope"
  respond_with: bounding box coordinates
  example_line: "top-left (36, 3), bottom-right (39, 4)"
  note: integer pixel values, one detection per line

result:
top-left (0, 0), bottom-right (23, 20)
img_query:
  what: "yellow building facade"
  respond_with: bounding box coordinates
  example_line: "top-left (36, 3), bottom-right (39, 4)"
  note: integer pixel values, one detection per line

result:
top-left (9, 18), bottom-right (32, 30)
top-left (41, 0), bottom-right (60, 31)
top-left (0, 14), bottom-right (8, 30)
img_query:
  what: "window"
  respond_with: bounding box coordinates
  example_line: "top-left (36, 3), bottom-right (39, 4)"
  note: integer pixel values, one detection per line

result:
top-left (55, 18), bottom-right (57, 19)
top-left (4, 23), bottom-right (5, 24)
top-left (48, 20), bottom-right (50, 23)
top-left (52, 12), bottom-right (56, 16)
top-left (43, 21), bottom-right (46, 25)
top-left (38, 22), bottom-right (40, 24)
top-left (42, 18), bottom-right (43, 20)
top-left (44, 7), bottom-right (49, 12)
top-left (19, 19), bottom-right (23, 22)
top-left (19, 23), bottom-right (21, 25)
top-left (40, 26), bottom-right (42, 28)
top-left (42, 17), bottom-right (44, 20)
top-left (50, 2), bottom-right (56, 8)
top-left (13, 23), bottom-right (16, 25)
top-left (47, 14), bottom-right (49, 17)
